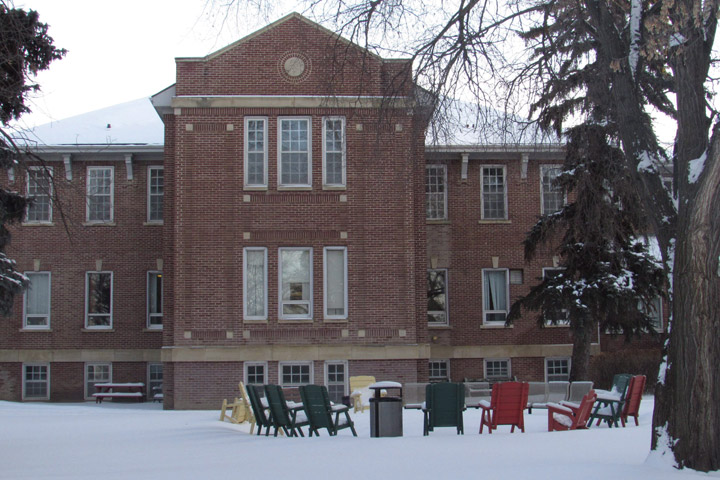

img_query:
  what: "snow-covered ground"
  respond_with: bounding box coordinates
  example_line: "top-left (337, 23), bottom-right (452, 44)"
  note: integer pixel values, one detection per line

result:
top-left (0, 397), bottom-right (715, 480)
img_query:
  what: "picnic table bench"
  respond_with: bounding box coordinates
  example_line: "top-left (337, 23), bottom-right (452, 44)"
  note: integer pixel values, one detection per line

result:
top-left (93, 382), bottom-right (145, 403)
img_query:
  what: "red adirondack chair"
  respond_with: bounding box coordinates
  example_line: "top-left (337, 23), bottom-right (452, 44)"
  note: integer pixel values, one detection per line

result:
top-left (620, 375), bottom-right (646, 427)
top-left (479, 381), bottom-right (529, 434)
top-left (547, 389), bottom-right (597, 432)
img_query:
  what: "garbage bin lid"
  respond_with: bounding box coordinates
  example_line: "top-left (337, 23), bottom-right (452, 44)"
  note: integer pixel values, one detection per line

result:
top-left (369, 381), bottom-right (402, 389)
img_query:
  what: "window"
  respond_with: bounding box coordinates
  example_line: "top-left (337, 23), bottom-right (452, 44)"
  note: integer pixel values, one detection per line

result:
top-left (244, 248), bottom-right (267, 320)
top-left (429, 360), bottom-right (449, 382)
top-left (509, 269), bottom-right (524, 285)
top-left (642, 296), bottom-right (663, 332)
top-left (279, 248), bottom-right (312, 319)
top-left (244, 362), bottom-right (267, 386)
top-left (85, 272), bottom-right (112, 328)
top-left (148, 363), bottom-right (163, 399)
top-left (325, 361), bottom-right (347, 404)
top-left (86, 167), bottom-right (114, 223)
top-left (26, 167), bottom-right (52, 223)
top-left (278, 117), bottom-right (311, 187)
top-left (147, 166), bottom-right (164, 222)
top-left (23, 364), bottom-right (49, 400)
top-left (484, 359), bottom-right (510, 379)
top-left (542, 268), bottom-right (570, 325)
top-left (546, 358), bottom-right (571, 382)
top-left (85, 363), bottom-right (111, 399)
top-left (23, 272), bottom-right (50, 329)
top-left (324, 247), bottom-right (347, 319)
top-left (147, 271), bottom-right (163, 329)
top-left (482, 269), bottom-right (508, 323)
top-left (245, 117), bottom-right (268, 188)
top-left (481, 166), bottom-right (507, 220)
top-left (427, 269), bottom-right (448, 325)
top-left (280, 362), bottom-right (312, 386)
top-left (426, 165), bottom-right (447, 220)
top-left (541, 165), bottom-right (565, 215)
top-left (323, 117), bottom-right (346, 187)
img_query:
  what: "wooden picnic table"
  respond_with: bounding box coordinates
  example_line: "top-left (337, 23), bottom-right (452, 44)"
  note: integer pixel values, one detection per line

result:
top-left (93, 382), bottom-right (145, 403)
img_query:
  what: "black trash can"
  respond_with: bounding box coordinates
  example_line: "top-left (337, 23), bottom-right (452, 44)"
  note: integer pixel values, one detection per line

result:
top-left (369, 381), bottom-right (403, 437)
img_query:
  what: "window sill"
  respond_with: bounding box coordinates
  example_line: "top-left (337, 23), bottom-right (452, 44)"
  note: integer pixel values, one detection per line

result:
top-left (323, 318), bottom-right (348, 323)
top-left (21, 222), bottom-right (54, 227)
top-left (544, 323), bottom-right (571, 328)
top-left (143, 328), bottom-right (163, 332)
top-left (277, 186), bottom-right (312, 191)
top-left (243, 319), bottom-right (269, 323)
top-left (19, 328), bottom-right (52, 332)
top-left (426, 219), bottom-right (450, 225)
top-left (480, 324), bottom-right (513, 329)
top-left (243, 186), bottom-right (268, 191)
top-left (278, 318), bottom-right (314, 324)
top-left (428, 324), bottom-right (451, 329)
top-left (322, 185), bottom-right (347, 191)
top-left (478, 219), bottom-right (511, 224)
top-left (81, 328), bottom-right (115, 332)
top-left (82, 222), bottom-right (116, 227)
top-left (143, 221), bottom-right (164, 226)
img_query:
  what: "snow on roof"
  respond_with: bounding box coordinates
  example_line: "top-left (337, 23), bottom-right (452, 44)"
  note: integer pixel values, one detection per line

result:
top-left (16, 97), bottom-right (164, 148)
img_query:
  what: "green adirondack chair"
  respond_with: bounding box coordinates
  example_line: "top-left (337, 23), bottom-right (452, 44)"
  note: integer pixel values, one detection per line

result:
top-left (246, 384), bottom-right (272, 436)
top-left (299, 384), bottom-right (357, 437)
top-left (423, 382), bottom-right (465, 436)
top-left (264, 384), bottom-right (309, 437)
top-left (588, 373), bottom-right (632, 428)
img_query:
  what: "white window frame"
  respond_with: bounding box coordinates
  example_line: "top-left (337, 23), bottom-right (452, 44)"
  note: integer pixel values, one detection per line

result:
top-left (147, 166), bottom-right (164, 223)
top-left (85, 271), bottom-right (113, 329)
top-left (147, 271), bottom-right (163, 329)
top-left (426, 164), bottom-right (448, 220)
top-left (244, 362), bottom-right (268, 386)
top-left (545, 357), bottom-right (571, 382)
top-left (481, 165), bottom-right (507, 220)
top-left (427, 269), bottom-right (449, 326)
top-left (277, 117), bottom-right (312, 188)
top-left (324, 360), bottom-right (348, 403)
top-left (85, 362), bottom-right (112, 399)
top-left (540, 164), bottom-right (565, 215)
top-left (86, 166), bottom-right (114, 223)
top-left (641, 296), bottom-right (663, 332)
top-left (482, 268), bottom-right (509, 324)
top-left (25, 166), bottom-right (53, 223)
top-left (243, 247), bottom-right (268, 321)
top-left (484, 358), bottom-right (511, 380)
top-left (323, 247), bottom-right (348, 320)
top-left (23, 271), bottom-right (51, 330)
top-left (542, 267), bottom-right (570, 326)
top-left (279, 247), bottom-right (313, 320)
top-left (279, 361), bottom-right (313, 387)
top-left (429, 359), bottom-right (450, 382)
top-left (244, 116), bottom-right (268, 188)
top-left (148, 363), bottom-right (163, 400)
top-left (322, 116), bottom-right (346, 188)
top-left (22, 363), bottom-right (50, 400)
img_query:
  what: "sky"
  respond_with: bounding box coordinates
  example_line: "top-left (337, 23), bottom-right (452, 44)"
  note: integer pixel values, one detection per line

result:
top-left (15, 0), bottom-right (294, 129)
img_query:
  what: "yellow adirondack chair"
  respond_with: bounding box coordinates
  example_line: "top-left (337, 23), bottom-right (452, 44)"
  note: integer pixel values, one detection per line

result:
top-left (220, 382), bottom-right (256, 431)
top-left (349, 375), bottom-right (376, 413)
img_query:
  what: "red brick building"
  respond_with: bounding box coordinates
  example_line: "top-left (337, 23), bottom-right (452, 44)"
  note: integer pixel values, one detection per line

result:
top-left (0, 14), bottom-right (662, 408)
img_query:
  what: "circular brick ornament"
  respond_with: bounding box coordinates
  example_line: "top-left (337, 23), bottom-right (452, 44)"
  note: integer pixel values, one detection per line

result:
top-left (279, 52), bottom-right (311, 83)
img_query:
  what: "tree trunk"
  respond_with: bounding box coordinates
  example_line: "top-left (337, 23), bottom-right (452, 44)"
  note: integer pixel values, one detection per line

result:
top-left (569, 319), bottom-right (593, 381)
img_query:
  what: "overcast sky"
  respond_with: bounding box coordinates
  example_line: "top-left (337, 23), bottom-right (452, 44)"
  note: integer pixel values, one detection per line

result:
top-left (15, 0), bottom-right (293, 128)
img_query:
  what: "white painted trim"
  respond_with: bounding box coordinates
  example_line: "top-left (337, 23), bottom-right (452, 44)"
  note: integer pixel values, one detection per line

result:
top-left (23, 271), bottom-right (51, 330)
top-left (25, 166), bottom-right (53, 224)
top-left (482, 268), bottom-right (509, 325)
top-left (322, 116), bottom-right (346, 188)
top-left (480, 165), bottom-right (508, 220)
top-left (244, 117), bottom-right (268, 189)
top-left (278, 247), bottom-right (313, 320)
top-left (84, 271), bottom-right (113, 329)
top-left (84, 362), bottom-right (112, 400)
top-left (146, 271), bottom-right (163, 329)
top-left (22, 363), bottom-right (50, 400)
top-left (146, 166), bottom-right (164, 224)
top-left (323, 247), bottom-right (348, 320)
top-left (277, 117), bottom-right (312, 188)
top-left (243, 247), bottom-right (268, 321)
top-left (244, 361), bottom-right (268, 386)
top-left (279, 361), bottom-right (314, 387)
top-left (85, 166), bottom-right (114, 224)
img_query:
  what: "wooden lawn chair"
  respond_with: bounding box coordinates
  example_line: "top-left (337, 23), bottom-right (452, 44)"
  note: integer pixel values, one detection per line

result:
top-left (423, 382), bottom-right (465, 436)
top-left (219, 382), bottom-right (255, 428)
top-left (567, 381), bottom-right (594, 403)
top-left (589, 373), bottom-right (632, 428)
top-left (299, 384), bottom-right (357, 436)
top-left (547, 390), bottom-right (597, 431)
top-left (349, 375), bottom-right (376, 413)
top-left (246, 384), bottom-right (273, 436)
top-left (479, 381), bottom-right (529, 434)
top-left (264, 384), bottom-right (309, 437)
top-left (620, 375), bottom-right (646, 427)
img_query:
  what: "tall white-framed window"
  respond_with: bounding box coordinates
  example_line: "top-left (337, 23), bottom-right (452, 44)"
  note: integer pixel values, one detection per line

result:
top-left (542, 267), bottom-right (570, 326)
top-left (85, 271), bottom-right (113, 328)
top-left (147, 271), bottom-right (163, 329)
top-left (426, 165), bottom-right (447, 220)
top-left (279, 247), bottom-right (312, 320)
top-left (23, 272), bottom-right (50, 329)
top-left (279, 362), bottom-right (313, 387)
top-left (484, 359), bottom-right (511, 380)
top-left (244, 362), bottom-right (268, 386)
top-left (86, 166), bottom-right (114, 223)
top-left (147, 166), bottom-right (164, 223)
top-left (641, 296), bottom-right (663, 332)
top-left (481, 165), bottom-right (507, 220)
top-left (482, 269), bottom-right (508, 324)
top-left (245, 117), bottom-right (268, 188)
top-left (243, 247), bottom-right (267, 320)
top-left (23, 363), bottom-right (49, 400)
top-left (429, 359), bottom-right (450, 382)
top-left (278, 117), bottom-right (311, 187)
top-left (325, 361), bottom-right (348, 403)
top-left (148, 363), bottom-right (163, 400)
top-left (26, 166), bottom-right (52, 223)
top-left (427, 269), bottom-right (448, 325)
top-left (85, 363), bottom-right (111, 399)
top-left (322, 116), bottom-right (346, 187)
top-left (540, 164), bottom-right (565, 215)
top-left (545, 357), bottom-right (571, 382)
top-left (323, 247), bottom-right (347, 320)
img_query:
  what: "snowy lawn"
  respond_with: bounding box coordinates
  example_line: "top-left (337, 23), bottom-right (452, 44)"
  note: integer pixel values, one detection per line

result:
top-left (0, 397), bottom-right (716, 480)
